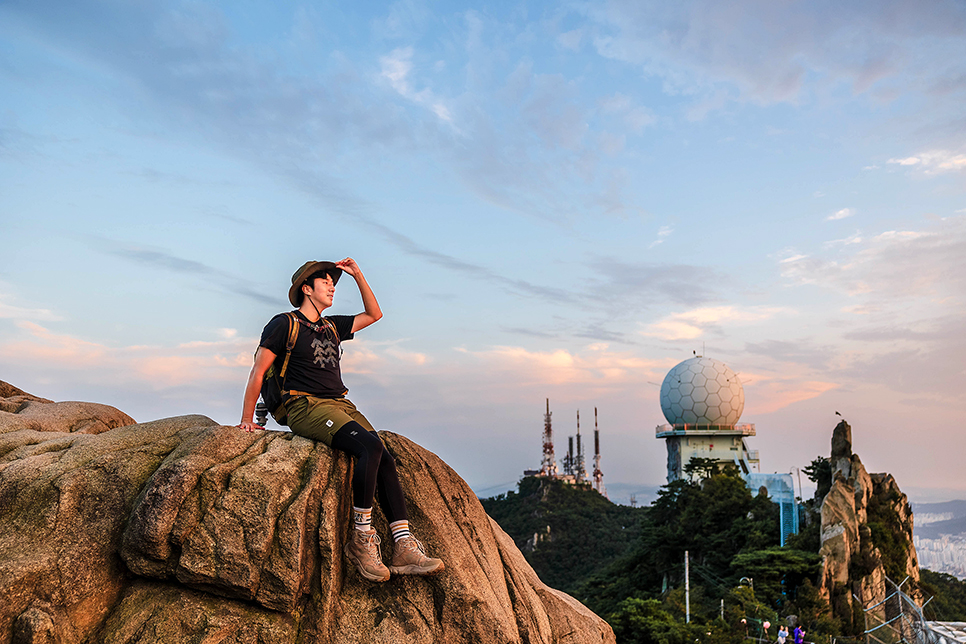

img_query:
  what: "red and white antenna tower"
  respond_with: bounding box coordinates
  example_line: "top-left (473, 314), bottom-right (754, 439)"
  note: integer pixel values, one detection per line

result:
top-left (540, 398), bottom-right (558, 477)
top-left (593, 407), bottom-right (607, 497)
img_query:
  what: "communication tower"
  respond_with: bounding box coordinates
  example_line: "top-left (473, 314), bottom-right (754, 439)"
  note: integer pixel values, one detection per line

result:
top-left (563, 436), bottom-right (574, 476)
top-left (592, 407), bottom-right (606, 497)
top-left (539, 398), bottom-right (559, 477)
top-left (575, 410), bottom-right (587, 483)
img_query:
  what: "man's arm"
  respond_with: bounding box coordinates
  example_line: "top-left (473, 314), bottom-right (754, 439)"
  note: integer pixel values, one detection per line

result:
top-left (238, 346), bottom-right (277, 432)
top-left (335, 257), bottom-right (383, 333)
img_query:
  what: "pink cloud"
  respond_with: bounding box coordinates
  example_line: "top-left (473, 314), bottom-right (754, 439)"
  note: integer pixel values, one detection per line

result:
top-left (744, 376), bottom-right (839, 415)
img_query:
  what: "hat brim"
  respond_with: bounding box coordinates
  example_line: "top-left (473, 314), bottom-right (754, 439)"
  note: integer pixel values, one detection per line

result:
top-left (289, 261), bottom-right (343, 307)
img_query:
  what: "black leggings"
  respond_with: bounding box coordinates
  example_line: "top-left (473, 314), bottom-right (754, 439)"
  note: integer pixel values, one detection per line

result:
top-left (330, 421), bottom-right (409, 524)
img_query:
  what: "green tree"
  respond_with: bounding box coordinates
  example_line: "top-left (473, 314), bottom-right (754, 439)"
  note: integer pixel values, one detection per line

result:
top-left (783, 579), bottom-right (843, 642)
top-left (610, 598), bottom-right (695, 644)
top-left (730, 547), bottom-right (822, 610)
top-left (864, 488), bottom-right (910, 581)
top-left (803, 457), bottom-right (831, 501)
top-left (579, 467), bottom-right (780, 617)
top-left (919, 570), bottom-right (966, 621)
top-left (480, 476), bottom-right (645, 594)
top-left (683, 457), bottom-right (720, 482)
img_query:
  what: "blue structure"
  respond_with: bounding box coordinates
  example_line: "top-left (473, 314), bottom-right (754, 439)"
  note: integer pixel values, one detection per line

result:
top-left (745, 472), bottom-right (799, 546)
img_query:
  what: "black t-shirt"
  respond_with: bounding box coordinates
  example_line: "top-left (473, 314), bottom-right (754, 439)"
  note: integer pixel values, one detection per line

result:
top-left (259, 311), bottom-right (356, 398)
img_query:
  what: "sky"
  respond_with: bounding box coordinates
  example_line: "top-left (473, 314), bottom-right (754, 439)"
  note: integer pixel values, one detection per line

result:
top-left (2, 0), bottom-right (965, 505)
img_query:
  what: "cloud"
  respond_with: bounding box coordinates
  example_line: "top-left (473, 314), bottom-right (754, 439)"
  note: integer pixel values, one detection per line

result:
top-left (0, 321), bottom-right (253, 389)
top-left (5, 1), bottom-right (659, 228)
top-left (457, 343), bottom-right (667, 391)
top-left (779, 215), bottom-right (966, 300)
top-left (743, 374), bottom-right (839, 415)
top-left (0, 291), bottom-right (61, 321)
top-left (827, 208), bottom-right (855, 221)
top-left (586, 0), bottom-right (966, 114)
top-left (887, 150), bottom-right (966, 174)
top-left (743, 339), bottom-right (835, 371)
top-left (648, 225), bottom-right (673, 249)
top-left (823, 232), bottom-right (863, 248)
top-left (0, 322), bottom-right (432, 397)
top-left (598, 92), bottom-right (656, 133)
top-left (585, 259), bottom-right (722, 312)
top-left (97, 241), bottom-right (277, 306)
top-left (643, 305), bottom-right (794, 341)
top-left (379, 47), bottom-right (453, 123)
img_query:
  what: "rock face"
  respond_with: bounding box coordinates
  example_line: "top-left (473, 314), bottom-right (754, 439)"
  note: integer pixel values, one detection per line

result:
top-left (819, 420), bottom-right (920, 631)
top-left (0, 382), bottom-right (614, 644)
top-left (0, 380), bottom-right (135, 435)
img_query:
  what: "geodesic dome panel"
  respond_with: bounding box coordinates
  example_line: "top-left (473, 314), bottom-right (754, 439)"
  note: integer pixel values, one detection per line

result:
top-left (660, 357), bottom-right (744, 425)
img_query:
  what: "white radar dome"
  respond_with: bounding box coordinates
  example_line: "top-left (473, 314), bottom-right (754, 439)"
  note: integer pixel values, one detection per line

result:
top-left (660, 357), bottom-right (744, 426)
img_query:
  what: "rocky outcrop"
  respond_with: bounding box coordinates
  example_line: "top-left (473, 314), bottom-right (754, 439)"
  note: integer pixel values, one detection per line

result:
top-left (0, 379), bottom-right (135, 435)
top-left (0, 383), bottom-right (614, 644)
top-left (819, 420), bottom-right (921, 631)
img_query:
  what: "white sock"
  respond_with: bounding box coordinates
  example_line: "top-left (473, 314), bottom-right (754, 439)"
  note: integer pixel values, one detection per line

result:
top-left (353, 506), bottom-right (372, 532)
top-left (390, 519), bottom-right (411, 542)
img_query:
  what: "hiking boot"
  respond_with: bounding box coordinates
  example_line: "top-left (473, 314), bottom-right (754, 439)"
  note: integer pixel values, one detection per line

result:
top-left (344, 529), bottom-right (390, 582)
top-left (389, 536), bottom-right (445, 576)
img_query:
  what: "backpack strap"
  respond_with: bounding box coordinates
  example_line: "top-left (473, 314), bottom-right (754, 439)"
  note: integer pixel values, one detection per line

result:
top-left (294, 315), bottom-right (338, 339)
top-left (278, 312), bottom-right (299, 393)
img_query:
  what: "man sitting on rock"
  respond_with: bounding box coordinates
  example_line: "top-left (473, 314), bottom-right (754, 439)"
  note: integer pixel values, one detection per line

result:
top-left (238, 258), bottom-right (444, 582)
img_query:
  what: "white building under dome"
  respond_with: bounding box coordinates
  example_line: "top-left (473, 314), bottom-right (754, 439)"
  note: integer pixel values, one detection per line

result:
top-left (656, 356), bottom-right (799, 546)
top-left (656, 356), bottom-right (759, 481)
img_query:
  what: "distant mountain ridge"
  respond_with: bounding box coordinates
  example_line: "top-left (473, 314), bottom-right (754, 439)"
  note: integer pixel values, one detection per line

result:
top-left (916, 517), bottom-right (966, 540)
top-left (914, 501), bottom-right (966, 539)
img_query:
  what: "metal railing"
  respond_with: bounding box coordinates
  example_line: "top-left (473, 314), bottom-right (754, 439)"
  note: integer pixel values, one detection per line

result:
top-left (858, 575), bottom-right (961, 644)
top-left (655, 423), bottom-right (757, 436)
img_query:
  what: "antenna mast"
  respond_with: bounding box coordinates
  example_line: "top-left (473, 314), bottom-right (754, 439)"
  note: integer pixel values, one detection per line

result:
top-left (540, 398), bottom-right (558, 477)
top-left (575, 410), bottom-right (586, 483)
top-left (593, 407), bottom-right (606, 497)
top-left (564, 436), bottom-right (574, 476)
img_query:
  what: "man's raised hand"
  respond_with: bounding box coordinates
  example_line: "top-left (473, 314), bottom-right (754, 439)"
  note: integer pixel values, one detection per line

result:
top-left (336, 257), bottom-right (360, 277)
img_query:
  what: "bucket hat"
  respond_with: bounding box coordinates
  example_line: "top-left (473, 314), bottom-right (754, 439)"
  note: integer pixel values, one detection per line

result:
top-left (289, 260), bottom-right (342, 307)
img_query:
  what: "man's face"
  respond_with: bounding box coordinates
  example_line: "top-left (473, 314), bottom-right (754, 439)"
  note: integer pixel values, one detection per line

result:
top-left (305, 275), bottom-right (335, 307)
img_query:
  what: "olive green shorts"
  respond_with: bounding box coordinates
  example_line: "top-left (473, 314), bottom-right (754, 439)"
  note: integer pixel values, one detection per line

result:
top-left (285, 396), bottom-right (376, 446)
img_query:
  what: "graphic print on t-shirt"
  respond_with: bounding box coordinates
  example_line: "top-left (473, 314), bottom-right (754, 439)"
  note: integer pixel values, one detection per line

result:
top-left (312, 337), bottom-right (339, 368)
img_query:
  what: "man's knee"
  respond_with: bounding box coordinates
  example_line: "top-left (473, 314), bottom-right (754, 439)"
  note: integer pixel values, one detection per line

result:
top-left (375, 443), bottom-right (397, 472)
top-left (367, 434), bottom-right (388, 462)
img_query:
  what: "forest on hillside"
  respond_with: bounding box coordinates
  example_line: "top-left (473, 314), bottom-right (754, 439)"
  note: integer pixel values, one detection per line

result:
top-left (481, 459), bottom-right (966, 644)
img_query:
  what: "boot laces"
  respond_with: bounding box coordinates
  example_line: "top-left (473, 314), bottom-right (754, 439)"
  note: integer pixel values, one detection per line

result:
top-left (399, 536), bottom-right (425, 557)
top-left (362, 531), bottom-right (383, 560)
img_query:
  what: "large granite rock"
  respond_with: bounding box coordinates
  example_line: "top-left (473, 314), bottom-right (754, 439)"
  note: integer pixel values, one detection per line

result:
top-left (0, 384), bottom-right (614, 644)
top-left (0, 379), bottom-right (134, 435)
top-left (819, 420), bottom-right (921, 631)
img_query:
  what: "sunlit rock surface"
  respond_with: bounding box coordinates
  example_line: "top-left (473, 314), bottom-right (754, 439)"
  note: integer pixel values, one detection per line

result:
top-left (819, 420), bottom-right (921, 627)
top-left (0, 381), bottom-right (614, 644)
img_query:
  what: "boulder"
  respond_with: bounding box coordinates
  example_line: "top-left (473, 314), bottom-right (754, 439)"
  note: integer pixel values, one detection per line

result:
top-left (0, 385), bottom-right (614, 644)
top-left (0, 379), bottom-right (134, 435)
top-left (830, 420), bottom-right (852, 480)
top-left (0, 381), bottom-right (51, 401)
top-left (818, 420), bottom-right (921, 630)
